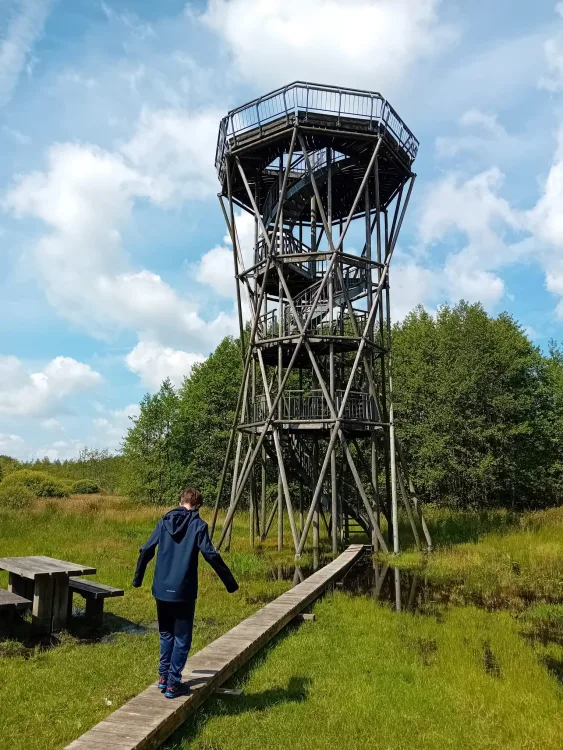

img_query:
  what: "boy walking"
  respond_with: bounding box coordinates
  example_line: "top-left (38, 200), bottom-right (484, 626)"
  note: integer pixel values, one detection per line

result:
top-left (133, 488), bottom-right (238, 698)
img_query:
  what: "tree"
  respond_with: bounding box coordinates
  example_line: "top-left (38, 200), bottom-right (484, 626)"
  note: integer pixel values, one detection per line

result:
top-left (122, 379), bottom-right (186, 504)
top-left (392, 302), bottom-right (556, 509)
top-left (122, 307), bottom-right (563, 511)
top-left (176, 336), bottom-right (243, 501)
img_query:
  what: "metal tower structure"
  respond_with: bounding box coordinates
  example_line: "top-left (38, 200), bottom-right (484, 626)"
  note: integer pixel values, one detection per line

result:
top-left (210, 82), bottom-right (432, 559)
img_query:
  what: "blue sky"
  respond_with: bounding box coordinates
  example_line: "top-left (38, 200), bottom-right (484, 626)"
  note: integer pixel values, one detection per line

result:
top-left (0, 0), bottom-right (562, 460)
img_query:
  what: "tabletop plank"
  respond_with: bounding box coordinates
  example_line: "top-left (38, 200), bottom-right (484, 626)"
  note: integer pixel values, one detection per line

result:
top-left (0, 589), bottom-right (32, 610)
top-left (0, 556), bottom-right (96, 579)
top-left (34, 556), bottom-right (96, 576)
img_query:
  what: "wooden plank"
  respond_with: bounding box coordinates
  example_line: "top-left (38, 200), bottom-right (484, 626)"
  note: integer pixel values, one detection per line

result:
top-left (52, 577), bottom-right (70, 631)
top-left (69, 577), bottom-right (124, 599)
top-left (214, 688), bottom-right (243, 696)
top-left (7, 573), bottom-right (33, 601)
top-left (0, 556), bottom-right (96, 579)
top-left (65, 545), bottom-right (364, 750)
top-left (32, 574), bottom-right (54, 635)
top-left (0, 557), bottom-right (42, 579)
top-left (33, 556), bottom-right (97, 576)
top-left (0, 589), bottom-right (32, 611)
top-left (294, 613), bottom-right (315, 622)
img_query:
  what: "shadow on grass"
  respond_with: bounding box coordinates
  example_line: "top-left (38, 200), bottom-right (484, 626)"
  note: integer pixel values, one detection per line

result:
top-left (164, 675), bottom-right (311, 749)
top-left (163, 625), bottom-right (311, 749)
top-left (544, 656), bottom-right (563, 686)
top-left (0, 609), bottom-right (151, 658)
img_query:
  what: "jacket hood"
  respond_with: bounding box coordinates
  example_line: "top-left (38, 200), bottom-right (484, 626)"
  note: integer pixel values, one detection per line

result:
top-left (162, 506), bottom-right (198, 539)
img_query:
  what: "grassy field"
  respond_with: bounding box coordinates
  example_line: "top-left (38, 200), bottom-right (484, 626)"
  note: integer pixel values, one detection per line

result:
top-left (0, 496), bottom-right (300, 750)
top-left (0, 497), bottom-right (562, 750)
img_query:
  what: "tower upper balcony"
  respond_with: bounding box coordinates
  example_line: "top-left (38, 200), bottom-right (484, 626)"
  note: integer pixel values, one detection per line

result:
top-left (215, 82), bottom-right (418, 223)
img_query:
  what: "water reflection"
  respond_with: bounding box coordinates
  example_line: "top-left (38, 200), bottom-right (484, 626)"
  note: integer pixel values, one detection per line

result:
top-left (268, 554), bottom-right (452, 613)
top-left (333, 556), bottom-right (444, 613)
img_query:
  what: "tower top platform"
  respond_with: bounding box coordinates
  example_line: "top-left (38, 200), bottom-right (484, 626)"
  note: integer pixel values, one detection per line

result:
top-left (215, 81), bottom-right (419, 222)
top-left (215, 81), bottom-right (418, 179)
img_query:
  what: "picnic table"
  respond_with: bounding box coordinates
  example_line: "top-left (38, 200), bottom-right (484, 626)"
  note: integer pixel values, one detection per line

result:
top-left (0, 556), bottom-right (96, 634)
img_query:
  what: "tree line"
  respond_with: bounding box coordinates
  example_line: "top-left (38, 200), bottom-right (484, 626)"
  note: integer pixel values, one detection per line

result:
top-left (121, 302), bottom-right (563, 512)
top-left (0, 448), bottom-right (125, 495)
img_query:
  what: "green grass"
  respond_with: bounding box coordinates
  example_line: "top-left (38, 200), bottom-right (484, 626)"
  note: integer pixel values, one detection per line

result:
top-left (395, 506), bottom-right (563, 607)
top-left (164, 597), bottom-right (563, 750)
top-left (0, 496), bottom-right (300, 749)
top-left (0, 496), bottom-right (562, 750)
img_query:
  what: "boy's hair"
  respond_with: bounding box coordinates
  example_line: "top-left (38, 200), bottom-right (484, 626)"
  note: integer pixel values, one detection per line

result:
top-left (179, 488), bottom-right (203, 507)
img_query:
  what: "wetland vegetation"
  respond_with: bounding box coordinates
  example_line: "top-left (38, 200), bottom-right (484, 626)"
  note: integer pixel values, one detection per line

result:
top-left (0, 496), bottom-right (561, 750)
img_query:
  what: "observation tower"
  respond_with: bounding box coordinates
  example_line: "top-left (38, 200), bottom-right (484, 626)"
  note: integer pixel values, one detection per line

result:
top-left (210, 82), bottom-right (432, 558)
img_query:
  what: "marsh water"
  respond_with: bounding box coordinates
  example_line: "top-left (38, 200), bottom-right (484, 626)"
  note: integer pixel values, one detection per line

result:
top-left (267, 552), bottom-right (559, 614)
top-left (268, 556), bottom-right (441, 613)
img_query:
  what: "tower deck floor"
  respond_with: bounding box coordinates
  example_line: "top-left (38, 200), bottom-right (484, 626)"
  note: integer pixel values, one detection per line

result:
top-left (239, 421), bottom-right (384, 437)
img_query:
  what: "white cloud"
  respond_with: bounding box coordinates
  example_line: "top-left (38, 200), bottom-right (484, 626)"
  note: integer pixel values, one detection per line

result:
top-left (101, 2), bottom-right (156, 40)
top-left (0, 0), bottom-right (53, 107)
top-left (539, 4), bottom-right (563, 92)
top-left (2, 124), bottom-right (30, 144)
top-left (121, 108), bottom-right (220, 204)
top-left (202, 0), bottom-right (457, 93)
top-left (4, 134), bottom-right (238, 351)
top-left (0, 432), bottom-right (28, 459)
top-left (195, 245), bottom-right (236, 297)
top-left (40, 417), bottom-right (63, 431)
top-left (435, 110), bottom-right (524, 162)
top-left (126, 341), bottom-right (205, 389)
top-left (389, 261), bottom-right (439, 321)
top-left (56, 70), bottom-right (97, 89)
top-left (420, 168), bottom-right (520, 248)
top-left (35, 439), bottom-right (84, 461)
top-left (93, 403), bottom-right (140, 448)
top-left (529, 126), bottom-right (563, 249)
top-left (419, 124), bottom-right (563, 318)
top-left (442, 260), bottom-right (505, 310)
top-left (523, 325), bottom-right (539, 341)
top-left (528, 126), bottom-right (563, 318)
top-left (194, 210), bottom-right (255, 298)
top-left (417, 168), bottom-right (527, 310)
top-left (0, 355), bottom-right (102, 417)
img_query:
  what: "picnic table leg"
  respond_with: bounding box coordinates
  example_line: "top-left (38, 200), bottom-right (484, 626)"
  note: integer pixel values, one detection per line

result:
top-left (67, 587), bottom-right (74, 622)
top-left (32, 574), bottom-right (55, 635)
top-left (85, 598), bottom-right (104, 629)
top-left (8, 572), bottom-right (33, 600)
top-left (52, 575), bottom-right (69, 631)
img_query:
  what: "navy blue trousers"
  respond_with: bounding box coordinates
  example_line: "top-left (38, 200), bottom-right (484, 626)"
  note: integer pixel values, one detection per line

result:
top-left (156, 598), bottom-right (196, 685)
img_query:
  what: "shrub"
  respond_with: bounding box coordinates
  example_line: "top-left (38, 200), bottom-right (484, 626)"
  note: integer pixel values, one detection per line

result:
top-left (71, 479), bottom-right (100, 494)
top-left (0, 482), bottom-right (35, 510)
top-left (2, 469), bottom-right (70, 498)
top-left (0, 455), bottom-right (20, 481)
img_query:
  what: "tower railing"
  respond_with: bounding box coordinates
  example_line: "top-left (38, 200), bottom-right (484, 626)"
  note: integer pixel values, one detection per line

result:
top-left (251, 389), bottom-right (377, 423)
top-left (215, 81), bottom-right (419, 179)
top-left (257, 307), bottom-right (368, 340)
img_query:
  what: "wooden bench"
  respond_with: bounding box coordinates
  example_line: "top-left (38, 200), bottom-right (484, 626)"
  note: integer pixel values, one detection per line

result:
top-left (68, 578), bottom-right (124, 628)
top-left (0, 588), bottom-right (32, 632)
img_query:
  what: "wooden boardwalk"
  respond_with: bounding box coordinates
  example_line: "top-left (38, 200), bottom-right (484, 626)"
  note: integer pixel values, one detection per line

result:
top-left (65, 545), bottom-right (364, 750)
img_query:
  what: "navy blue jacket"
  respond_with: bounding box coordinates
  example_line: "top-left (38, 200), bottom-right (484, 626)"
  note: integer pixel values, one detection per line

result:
top-left (132, 507), bottom-right (238, 602)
